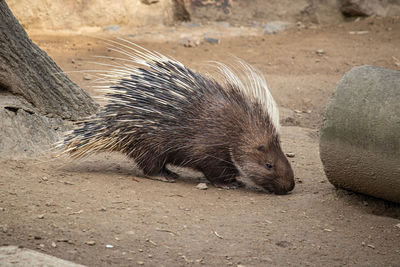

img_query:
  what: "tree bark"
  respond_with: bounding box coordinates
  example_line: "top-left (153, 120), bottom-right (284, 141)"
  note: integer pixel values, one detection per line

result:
top-left (0, 0), bottom-right (97, 120)
top-left (0, 0), bottom-right (98, 158)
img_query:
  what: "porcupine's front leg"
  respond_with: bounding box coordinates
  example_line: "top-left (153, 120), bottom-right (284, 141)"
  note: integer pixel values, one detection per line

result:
top-left (200, 166), bottom-right (244, 189)
top-left (140, 162), bottom-right (179, 183)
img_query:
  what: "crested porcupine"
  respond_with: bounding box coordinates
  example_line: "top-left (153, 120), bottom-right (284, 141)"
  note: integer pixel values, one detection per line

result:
top-left (63, 40), bottom-right (295, 194)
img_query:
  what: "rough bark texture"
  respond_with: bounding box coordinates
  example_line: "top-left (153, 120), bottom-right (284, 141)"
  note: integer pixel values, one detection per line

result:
top-left (320, 66), bottom-right (400, 203)
top-left (0, 0), bottom-right (97, 120)
top-left (0, 0), bottom-right (98, 158)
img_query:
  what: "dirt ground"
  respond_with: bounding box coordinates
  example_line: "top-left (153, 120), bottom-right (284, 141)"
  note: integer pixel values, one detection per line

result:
top-left (1, 17), bottom-right (400, 266)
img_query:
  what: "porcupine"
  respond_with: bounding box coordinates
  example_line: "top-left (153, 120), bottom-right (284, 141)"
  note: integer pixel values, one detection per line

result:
top-left (63, 40), bottom-right (295, 195)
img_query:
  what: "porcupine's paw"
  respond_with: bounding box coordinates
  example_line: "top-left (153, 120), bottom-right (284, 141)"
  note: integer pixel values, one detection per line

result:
top-left (213, 180), bottom-right (244, 190)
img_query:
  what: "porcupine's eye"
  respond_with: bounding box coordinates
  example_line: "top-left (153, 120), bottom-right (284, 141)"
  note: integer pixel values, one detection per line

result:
top-left (265, 163), bottom-right (273, 170)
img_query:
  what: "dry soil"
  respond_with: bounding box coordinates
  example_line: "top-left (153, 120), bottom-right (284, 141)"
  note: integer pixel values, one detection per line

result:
top-left (1, 17), bottom-right (400, 266)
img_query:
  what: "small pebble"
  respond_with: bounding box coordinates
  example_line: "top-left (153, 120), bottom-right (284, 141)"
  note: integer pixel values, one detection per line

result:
top-left (37, 214), bottom-right (45, 219)
top-left (86, 241), bottom-right (96, 246)
top-left (204, 37), bottom-right (220, 44)
top-left (323, 228), bottom-right (332, 232)
top-left (137, 261), bottom-right (144, 265)
top-left (196, 183), bottom-right (208, 190)
top-left (83, 74), bottom-right (92, 80)
top-left (106, 244), bottom-right (114, 248)
top-left (179, 37), bottom-right (200, 48)
top-left (105, 25), bottom-right (120, 32)
top-left (395, 223), bottom-right (400, 229)
top-left (286, 153), bottom-right (295, 158)
top-left (349, 30), bottom-right (369, 35)
top-left (183, 22), bottom-right (201, 28)
top-left (367, 244), bottom-right (375, 249)
top-left (51, 242), bottom-right (57, 248)
top-left (316, 49), bottom-right (325, 55)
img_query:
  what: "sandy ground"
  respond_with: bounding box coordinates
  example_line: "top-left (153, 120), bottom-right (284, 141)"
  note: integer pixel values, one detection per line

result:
top-left (1, 17), bottom-right (400, 266)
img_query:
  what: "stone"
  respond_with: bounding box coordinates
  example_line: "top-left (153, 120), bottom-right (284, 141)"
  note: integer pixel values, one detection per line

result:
top-left (86, 241), bottom-right (96, 246)
top-left (178, 36), bottom-right (200, 47)
top-left (104, 25), bottom-right (120, 32)
top-left (263, 21), bottom-right (289, 35)
top-left (340, 0), bottom-right (400, 17)
top-left (204, 37), bottom-right (220, 44)
top-left (320, 66), bottom-right (400, 203)
top-left (0, 246), bottom-right (85, 266)
top-left (196, 183), bottom-right (208, 190)
top-left (0, 103), bottom-right (68, 158)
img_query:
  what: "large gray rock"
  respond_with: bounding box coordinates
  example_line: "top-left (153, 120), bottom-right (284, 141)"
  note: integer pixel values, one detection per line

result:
top-left (0, 246), bottom-right (86, 267)
top-left (320, 66), bottom-right (400, 203)
top-left (0, 96), bottom-right (69, 158)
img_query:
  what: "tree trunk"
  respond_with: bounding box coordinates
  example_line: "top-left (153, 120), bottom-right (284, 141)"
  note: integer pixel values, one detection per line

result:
top-left (0, 0), bottom-right (98, 158)
top-left (0, 0), bottom-right (97, 120)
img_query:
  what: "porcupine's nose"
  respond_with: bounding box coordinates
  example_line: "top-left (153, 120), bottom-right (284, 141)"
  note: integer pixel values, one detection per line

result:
top-left (274, 167), bottom-right (295, 195)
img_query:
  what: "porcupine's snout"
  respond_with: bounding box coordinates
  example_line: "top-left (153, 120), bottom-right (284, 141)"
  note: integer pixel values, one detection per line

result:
top-left (270, 154), bottom-right (295, 195)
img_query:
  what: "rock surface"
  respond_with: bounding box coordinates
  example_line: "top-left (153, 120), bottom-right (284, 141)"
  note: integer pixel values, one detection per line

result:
top-left (0, 101), bottom-right (68, 158)
top-left (0, 246), bottom-right (86, 267)
top-left (6, 0), bottom-right (179, 31)
top-left (340, 0), bottom-right (400, 17)
top-left (263, 21), bottom-right (289, 35)
top-left (6, 0), bottom-right (351, 33)
top-left (320, 66), bottom-right (400, 203)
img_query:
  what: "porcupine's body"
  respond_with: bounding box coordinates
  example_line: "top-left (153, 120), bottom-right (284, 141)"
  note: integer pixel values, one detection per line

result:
top-left (64, 40), bottom-right (295, 194)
